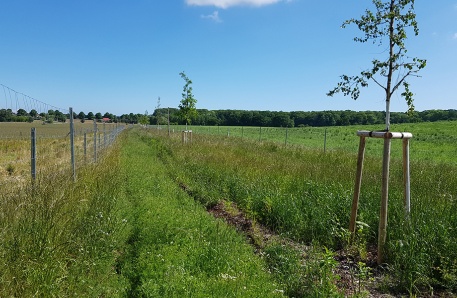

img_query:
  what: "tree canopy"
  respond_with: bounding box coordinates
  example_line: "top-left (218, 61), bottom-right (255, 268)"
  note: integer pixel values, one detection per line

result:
top-left (327, 0), bottom-right (426, 131)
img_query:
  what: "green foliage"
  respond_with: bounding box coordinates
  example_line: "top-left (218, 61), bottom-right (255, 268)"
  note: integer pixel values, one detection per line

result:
top-left (328, 0), bottom-right (426, 129)
top-left (178, 71), bottom-right (198, 125)
top-left (138, 114), bottom-right (149, 126)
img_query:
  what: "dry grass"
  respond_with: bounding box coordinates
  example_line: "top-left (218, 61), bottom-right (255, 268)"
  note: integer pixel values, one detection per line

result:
top-left (0, 121), bottom-right (123, 183)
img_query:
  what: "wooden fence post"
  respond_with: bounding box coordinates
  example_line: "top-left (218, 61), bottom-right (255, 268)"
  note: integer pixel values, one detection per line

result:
top-left (403, 138), bottom-right (411, 215)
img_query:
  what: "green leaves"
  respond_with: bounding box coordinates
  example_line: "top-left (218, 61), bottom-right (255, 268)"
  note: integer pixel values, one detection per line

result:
top-left (328, 0), bottom-right (425, 118)
top-left (178, 71), bottom-right (198, 126)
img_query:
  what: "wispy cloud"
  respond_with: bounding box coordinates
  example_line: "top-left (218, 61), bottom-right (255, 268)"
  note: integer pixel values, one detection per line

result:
top-left (453, 32), bottom-right (457, 40)
top-left (201, 11), bottom-right (222, 22)
top-left (186, 0), bottom-right (285, 9)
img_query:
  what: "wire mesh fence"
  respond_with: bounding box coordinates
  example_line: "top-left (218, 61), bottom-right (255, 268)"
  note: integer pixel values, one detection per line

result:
top-left (0, 120), bottom-right (126, 184)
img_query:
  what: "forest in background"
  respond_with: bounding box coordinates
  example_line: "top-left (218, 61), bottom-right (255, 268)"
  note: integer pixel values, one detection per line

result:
top-left (152, 108), bottom-right (457, 127)
top-left (1, 107), bottom-right (456, 127)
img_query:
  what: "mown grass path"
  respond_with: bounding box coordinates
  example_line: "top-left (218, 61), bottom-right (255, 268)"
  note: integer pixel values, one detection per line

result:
top-left (117, 128), bottom-right (284, 297)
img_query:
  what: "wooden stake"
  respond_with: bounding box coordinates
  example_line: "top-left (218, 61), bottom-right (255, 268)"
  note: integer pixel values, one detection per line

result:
top-left (378, 137), bottom-right (391, 264)
top-left (349, 136), bottom-right (366, 235)
top-left (403, 138), bottom-right (411, 215)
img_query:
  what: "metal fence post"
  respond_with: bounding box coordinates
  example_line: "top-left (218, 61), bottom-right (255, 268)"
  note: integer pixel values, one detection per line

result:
top-left (69, 107), bottom-right (76, 181)
top-left (93, 120), bottom-right (97, 162)
top-left (31, 127), bottom-right (36, 180)
top-left (84, 132), bottom-right (87, 162)
top-left (324, 128), bottom-right (327, 153)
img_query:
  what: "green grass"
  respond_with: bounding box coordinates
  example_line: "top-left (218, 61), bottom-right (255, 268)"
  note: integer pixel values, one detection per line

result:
top-left (117, 128), bottom-right (285, 297)
top-left (151, 122), bottom-right (457, 296)
top-left (0, 141), bottom-right (130, 296)
top-left (2, 122), bottom-right (457, 296)
top-left (177, 120), bottom-right (457, 164)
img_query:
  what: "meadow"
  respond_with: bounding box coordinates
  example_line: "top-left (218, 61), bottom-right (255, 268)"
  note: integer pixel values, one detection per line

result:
top-left (153, 121), bottom-right (457, 296)
top-left (180, 121), bottom-right (457, 164)
top-left (1, 121), bottom-right (456, 296)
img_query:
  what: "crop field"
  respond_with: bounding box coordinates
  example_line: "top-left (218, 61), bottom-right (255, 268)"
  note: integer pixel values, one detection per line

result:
top-left (1, 121), bottom-right (456, 297)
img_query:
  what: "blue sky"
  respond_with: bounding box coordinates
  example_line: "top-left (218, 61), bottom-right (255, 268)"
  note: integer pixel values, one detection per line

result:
top-left (0, 0), bottom-right (455, 116)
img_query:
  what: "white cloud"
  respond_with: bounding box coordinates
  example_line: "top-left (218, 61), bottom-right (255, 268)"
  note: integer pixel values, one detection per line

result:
top-left (201, 11), bottom-right (222, 22)
top-left (186, 0), bottom-right (284, 9)
top-left (453, 33), bottom-right (457, 39)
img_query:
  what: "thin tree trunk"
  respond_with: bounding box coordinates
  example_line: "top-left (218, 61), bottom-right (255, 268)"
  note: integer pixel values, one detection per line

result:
top-left (378, 0), bottom-right (395, 264)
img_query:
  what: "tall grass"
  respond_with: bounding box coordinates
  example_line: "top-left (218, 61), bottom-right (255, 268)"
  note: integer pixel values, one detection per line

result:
top-left (151, 125), bottom-right (457, 295)
top-left (0, 139), bottom-right (130, 296)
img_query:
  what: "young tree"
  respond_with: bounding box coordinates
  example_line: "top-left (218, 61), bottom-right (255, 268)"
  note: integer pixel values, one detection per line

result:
top-left (327, 0), bottom-right (426, 131)
top-left (178, 71), bottom-right (197, 127)
top-left (327, 0), bottom-right (426, 264)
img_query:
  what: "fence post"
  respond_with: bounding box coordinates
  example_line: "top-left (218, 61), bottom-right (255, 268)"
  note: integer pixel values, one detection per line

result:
top-left (84, 132), bottom-right (87, 163)
top-left (168, 108), bottom-right (170, 137)
top-left (31, 127), bottom-right (36, 180)
top-left (93, 120), bottom-right (97, 162)
top-left (324, 128), bottom-right (327, 153)
top-left (403, 138), bottom-right (411, 215)
top-left (69, 107), bottom-right (76, 181)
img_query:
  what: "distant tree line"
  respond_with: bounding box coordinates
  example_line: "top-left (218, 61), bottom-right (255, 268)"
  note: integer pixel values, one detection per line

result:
top-left (0, 108), bottom-right (148, 124)
top-left (150, 108), bottom-right (457, 127)
top-left (2, 108), bottom-right (457, 127)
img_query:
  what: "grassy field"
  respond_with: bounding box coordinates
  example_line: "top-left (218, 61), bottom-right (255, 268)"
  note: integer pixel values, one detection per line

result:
top-left (152, 121), bottom-right (457, 296)
top-left (0, 121), bottom-right (123, 182)
top-left (0, 126), bottom-right (288, 297)
top-left (1, 121), bottom-right (456, 296)
top-left (178, 121), bottom-right (457, 164)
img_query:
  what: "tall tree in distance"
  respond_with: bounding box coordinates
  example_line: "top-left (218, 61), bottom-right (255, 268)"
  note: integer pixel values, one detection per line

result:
top-left (178, 71), bottom-right (197, 128)
top-left (327, 0), bottom-right (426, 131)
